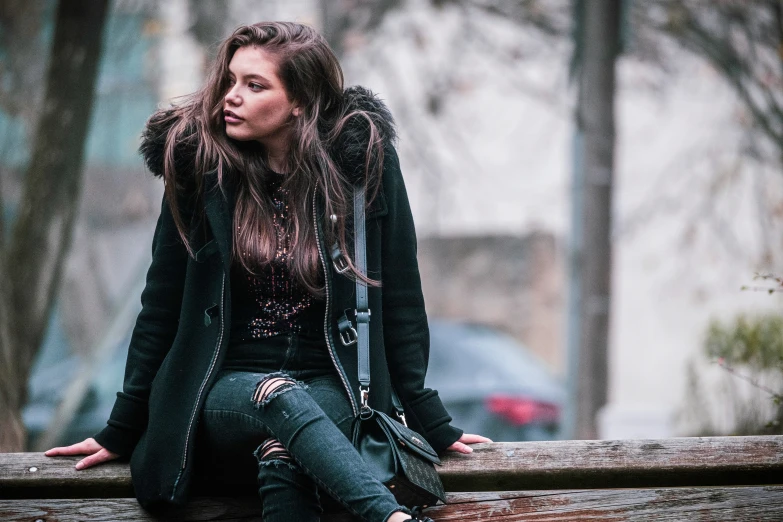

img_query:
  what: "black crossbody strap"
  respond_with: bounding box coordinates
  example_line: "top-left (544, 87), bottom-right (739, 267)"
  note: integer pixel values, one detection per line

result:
top-left (353, 185), bottom-right (408, 424)
top-left (354, 186), bottom-right (371, 394)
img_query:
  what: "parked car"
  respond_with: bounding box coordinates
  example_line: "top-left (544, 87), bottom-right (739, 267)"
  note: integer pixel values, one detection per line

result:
top-left (426, 319), bottom-right (564, 441)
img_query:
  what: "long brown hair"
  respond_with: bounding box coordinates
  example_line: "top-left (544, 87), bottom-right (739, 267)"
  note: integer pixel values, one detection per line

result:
top-left (157, 22), bottom-right (385, 296)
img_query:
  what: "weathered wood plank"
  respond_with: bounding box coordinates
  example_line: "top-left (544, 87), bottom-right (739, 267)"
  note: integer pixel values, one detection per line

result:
top-left (0, 453), bottom-right (131, 499)
top-left (428, 488), bottom-right (783, 521)
top-left (2, 436), bottom-right (782, 499)
top-left (1, 487), bottom-right (782, 521)
top-left (439, 436), bottom-right (783, 491)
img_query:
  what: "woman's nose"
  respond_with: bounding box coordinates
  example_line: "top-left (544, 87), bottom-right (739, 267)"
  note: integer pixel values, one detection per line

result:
top-left (225, 86), bottom-right (241, 106)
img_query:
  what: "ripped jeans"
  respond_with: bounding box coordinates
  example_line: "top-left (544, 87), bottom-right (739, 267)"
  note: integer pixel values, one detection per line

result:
top-left (196, 333), bottom-right (409, 522)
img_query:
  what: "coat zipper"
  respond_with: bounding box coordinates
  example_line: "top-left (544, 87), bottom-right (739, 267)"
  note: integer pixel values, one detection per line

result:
top-left (313, 192), bottom-right (359, 417)
top-left (172, 272), bottom-right (226, 497)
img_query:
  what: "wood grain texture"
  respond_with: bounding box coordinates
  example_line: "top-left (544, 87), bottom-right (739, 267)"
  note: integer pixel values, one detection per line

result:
top-left (438, 435), bottom-right (783, 491)
top-left (0, 453), bottom-right (131, 499)
top-left (2, 436), bottom-right (782, 499)
top-left (1, 487), bottom-right (782, 521)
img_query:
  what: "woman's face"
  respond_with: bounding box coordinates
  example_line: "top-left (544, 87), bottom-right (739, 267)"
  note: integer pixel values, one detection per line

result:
top-left (223, 46), bottom-right (300, 147)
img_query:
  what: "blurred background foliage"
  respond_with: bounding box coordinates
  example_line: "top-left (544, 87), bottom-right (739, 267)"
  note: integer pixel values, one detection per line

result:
top-left (682, 300), bottom-right (783, 437)
top-left (707, 315), bottom-right (783, 371)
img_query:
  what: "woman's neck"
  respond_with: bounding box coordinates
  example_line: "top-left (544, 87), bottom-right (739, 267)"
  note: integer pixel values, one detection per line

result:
top-left (267, 155), bottom-right (288, 174)
top-left (264, 137), bottom-right (290, 174)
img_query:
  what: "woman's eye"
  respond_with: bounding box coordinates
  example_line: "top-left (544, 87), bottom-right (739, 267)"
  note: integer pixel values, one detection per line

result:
top-left (249, 83), bottom-right (263, 91)
top-left (227, 78), bottom-right (236, 87)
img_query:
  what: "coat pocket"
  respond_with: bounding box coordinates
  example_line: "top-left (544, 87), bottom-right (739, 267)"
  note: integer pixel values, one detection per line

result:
top-left (194, 239), bottom-right (219, 263)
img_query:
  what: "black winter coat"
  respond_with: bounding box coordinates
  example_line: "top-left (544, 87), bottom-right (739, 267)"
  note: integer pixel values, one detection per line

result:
top-left (94, 87), bottom-right (463, 509)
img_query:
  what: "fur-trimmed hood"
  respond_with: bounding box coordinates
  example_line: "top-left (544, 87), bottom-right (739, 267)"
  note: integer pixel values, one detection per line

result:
top-left (138, 86), bottom-right (397, 184)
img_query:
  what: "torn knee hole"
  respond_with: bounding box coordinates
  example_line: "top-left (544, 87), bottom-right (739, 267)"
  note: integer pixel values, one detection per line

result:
top-left (258, 439), bottom-right (292, 461)
top-left (255, 439), bottom-right (297, 471)
top-left (252, 373), bottom-right (299, 406)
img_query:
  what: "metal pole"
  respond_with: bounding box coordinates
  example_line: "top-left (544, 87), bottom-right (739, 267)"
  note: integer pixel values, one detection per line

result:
top-left (563, 0), bottom-right (621, 440)
top-left (563, 127), bottom-right (584, 440)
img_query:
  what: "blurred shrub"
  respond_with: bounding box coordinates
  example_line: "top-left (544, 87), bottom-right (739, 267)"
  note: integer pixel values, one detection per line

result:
top-left (680, 314), bottom-right (783, 436)
top-left (705, 315), bottom-right (783, 372)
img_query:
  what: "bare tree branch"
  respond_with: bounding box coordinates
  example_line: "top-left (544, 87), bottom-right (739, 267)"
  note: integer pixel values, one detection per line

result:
top-left (635, 1), bottom-right (783, 155)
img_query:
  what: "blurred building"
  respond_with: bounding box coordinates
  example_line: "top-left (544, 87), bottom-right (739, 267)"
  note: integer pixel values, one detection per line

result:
top-left (418, 233), bottom-right (563, 370)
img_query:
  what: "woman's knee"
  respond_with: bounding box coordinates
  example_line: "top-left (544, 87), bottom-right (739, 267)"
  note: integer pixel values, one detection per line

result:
top-left (251, 372), bottom-right (306, 408)
top-left (254, 438), bottom-right (297, 470)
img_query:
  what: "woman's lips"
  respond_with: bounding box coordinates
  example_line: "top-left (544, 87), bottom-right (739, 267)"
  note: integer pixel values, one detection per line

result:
top-left (224, 110), bottom-right (243, 123)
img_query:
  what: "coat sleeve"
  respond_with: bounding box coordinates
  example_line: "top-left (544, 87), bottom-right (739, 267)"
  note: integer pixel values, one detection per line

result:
top-left (380, 147), bottom-right (463, 454)
top-left (93, 195), bottom-right (189, 456)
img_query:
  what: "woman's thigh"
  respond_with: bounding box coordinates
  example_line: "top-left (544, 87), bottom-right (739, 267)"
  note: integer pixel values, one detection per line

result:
top-left (299, 373), bottom-right (355, 439)
top-left (197, 371), bottom-right (271, 484)
top-left (196, 369), bottom-right (354, 483)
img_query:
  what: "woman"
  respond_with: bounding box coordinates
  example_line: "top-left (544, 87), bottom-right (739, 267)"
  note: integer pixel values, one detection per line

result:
top-left (46, 22), bottom-right (489, 522)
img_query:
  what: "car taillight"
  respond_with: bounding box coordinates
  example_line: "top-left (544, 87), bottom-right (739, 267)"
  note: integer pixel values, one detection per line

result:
top-left (485, 395), bottom-right (560, 426)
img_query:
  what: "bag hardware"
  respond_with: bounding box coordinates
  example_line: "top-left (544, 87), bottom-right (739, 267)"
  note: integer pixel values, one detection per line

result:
top-left (330, 242), bottom-right (350, 274)
top-left (338, 312), bottom-right (358, 346)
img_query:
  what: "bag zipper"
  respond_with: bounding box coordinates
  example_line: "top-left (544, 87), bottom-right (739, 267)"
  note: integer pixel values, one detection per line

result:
top-left (313, 191), bottom-right (359, 417)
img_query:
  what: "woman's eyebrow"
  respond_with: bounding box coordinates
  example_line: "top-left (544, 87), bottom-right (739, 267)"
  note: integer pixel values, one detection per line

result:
top-left (228, 70), bottom-right (270, 83)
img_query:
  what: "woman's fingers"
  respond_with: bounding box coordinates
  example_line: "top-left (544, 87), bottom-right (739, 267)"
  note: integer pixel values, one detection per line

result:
top-left (446, 433), bottom-right (494, 454)
top-left (446, 441), bottom-right (473, 454)
top-left (459, 433), bottom-right (493, 444)
top-left (44, 438), bottom-right (102, 457)
top-left (75, 448), bottom-right (119, 470)
top-left (45, 438), bottom-right (119, 470)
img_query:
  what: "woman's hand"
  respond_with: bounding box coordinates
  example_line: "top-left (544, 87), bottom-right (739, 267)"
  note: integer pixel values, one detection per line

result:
top-left (446, 433), bottom-right (493, 454)
top-left (45, 438), bottom-right (120, 470)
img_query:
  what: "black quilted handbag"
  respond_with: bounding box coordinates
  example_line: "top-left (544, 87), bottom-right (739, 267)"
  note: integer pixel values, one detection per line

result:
top-left (351, 405), bottom-right (446, 508)
top-left (342, 185), bottom-right (447, 508)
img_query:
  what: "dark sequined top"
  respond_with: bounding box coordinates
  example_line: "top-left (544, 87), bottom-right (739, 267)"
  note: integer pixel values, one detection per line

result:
top-left (229, 173), bottom-right (325, 342)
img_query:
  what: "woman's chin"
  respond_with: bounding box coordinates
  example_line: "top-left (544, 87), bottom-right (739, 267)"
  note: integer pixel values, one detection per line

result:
top-left (225, 130), bottom-right (254, 142)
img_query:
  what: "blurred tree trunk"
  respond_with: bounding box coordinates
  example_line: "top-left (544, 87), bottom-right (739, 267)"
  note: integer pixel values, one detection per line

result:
top-left (0, 0), bottom-right (47, 126)
top-left (319, 0), bottom-right (402, 56)
top-left (0, 0), bottom-right (109, 452)
top-left (187, 0), bottom-right (228, 52)
top-left (572, 0), bottom-right (621, 440)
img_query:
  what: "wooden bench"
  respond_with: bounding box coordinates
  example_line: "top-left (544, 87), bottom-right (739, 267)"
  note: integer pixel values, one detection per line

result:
top-left (2, 435), bottom-right (782, 520)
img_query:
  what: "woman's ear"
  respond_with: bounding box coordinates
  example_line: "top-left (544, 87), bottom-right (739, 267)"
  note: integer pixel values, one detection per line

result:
top-left (293, 106), bottom-right (302, 117)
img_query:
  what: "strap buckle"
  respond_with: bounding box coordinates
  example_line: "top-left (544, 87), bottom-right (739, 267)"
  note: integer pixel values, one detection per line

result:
top-left (337, 312), bottom-right (358, 346)
top-left (340, 327), bottom-right (358, 346)
top-left (333, 257), bottom-right (350, 274)
top-left (330, 242), bottom-right (350, 274)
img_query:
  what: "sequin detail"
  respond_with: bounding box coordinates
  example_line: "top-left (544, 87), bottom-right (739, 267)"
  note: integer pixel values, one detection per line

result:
top-left (235, 174), bottom-right (315, 339)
